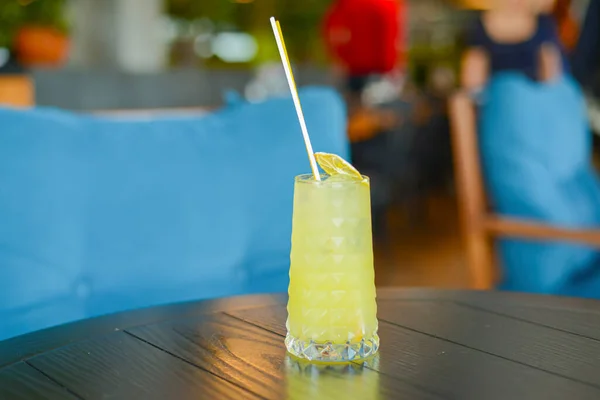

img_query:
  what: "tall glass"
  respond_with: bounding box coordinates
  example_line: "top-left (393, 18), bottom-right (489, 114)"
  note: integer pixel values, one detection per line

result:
top-left (285, 174), bottom-right (379, 362)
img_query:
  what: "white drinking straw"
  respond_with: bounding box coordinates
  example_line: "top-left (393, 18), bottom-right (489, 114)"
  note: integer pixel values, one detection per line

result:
top-left (270, 17), bottom-right (321, 181)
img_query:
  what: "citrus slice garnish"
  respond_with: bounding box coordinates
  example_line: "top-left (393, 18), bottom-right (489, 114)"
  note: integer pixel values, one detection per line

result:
top-left (315, 152), bottom-right (362, 180)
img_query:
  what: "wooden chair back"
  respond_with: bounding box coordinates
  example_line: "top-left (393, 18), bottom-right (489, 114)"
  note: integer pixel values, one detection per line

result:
top-left (449, 93), bottom-right (495, 289)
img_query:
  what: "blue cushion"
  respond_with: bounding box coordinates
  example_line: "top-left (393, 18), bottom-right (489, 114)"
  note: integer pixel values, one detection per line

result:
top-left (0, 86), bottom-right (348, 341)
top-left (479, 73), bottom-right (600, 295)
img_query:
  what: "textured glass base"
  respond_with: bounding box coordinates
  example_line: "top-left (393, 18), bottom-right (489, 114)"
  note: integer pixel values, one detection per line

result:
top-left (285, 332), bottom-right (379, 363)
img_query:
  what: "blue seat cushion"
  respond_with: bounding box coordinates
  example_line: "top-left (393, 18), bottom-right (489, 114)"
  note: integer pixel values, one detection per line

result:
top-left (0, 86), bottom-right (348, 340)
top-left (480, 73), bottom-right (600, 295)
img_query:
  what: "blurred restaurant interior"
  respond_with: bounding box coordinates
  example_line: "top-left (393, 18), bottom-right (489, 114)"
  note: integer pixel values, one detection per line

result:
top-left (0, 0), bottom-right (492, 287)
top-left (5, 1), bottom-right (600, 397)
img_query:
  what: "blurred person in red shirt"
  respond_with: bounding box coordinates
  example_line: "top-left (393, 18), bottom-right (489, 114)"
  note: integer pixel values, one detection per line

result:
top-left (323, 0), bottom-right (407, 96)
top-left (323, 0), bottom-right (407, 144)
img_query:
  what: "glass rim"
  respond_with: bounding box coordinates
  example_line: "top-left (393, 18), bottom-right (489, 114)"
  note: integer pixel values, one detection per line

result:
top-left (294, 173), bottom-right (369, 185)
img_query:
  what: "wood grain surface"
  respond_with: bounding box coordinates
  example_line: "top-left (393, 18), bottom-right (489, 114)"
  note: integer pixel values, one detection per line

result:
top-left (1, 289), bottom-right (600, 399)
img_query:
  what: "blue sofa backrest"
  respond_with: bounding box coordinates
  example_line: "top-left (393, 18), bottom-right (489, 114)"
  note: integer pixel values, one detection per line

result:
top-left (0, 87), bottom-right (348, 341)
top-left (479, 74), bottom-right (600, 295)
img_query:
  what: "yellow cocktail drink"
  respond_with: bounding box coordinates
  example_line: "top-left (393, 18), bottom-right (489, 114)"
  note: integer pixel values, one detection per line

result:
top-left (285, 153), bottom-right (379, 362)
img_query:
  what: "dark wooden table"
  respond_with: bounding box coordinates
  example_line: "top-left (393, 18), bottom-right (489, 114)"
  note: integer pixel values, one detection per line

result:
top-left (3, 288), bottom-right (600, 399)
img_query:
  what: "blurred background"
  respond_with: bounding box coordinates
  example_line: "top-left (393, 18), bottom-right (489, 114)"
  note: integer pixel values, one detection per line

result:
top-left (0, 0), bottom-right (469, 109)
top-left (0, 0), bottom-right (596, 290)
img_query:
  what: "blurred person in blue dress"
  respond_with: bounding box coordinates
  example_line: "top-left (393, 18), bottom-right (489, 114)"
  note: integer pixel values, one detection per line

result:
top-left (461, 0), bottom-right (565, 93)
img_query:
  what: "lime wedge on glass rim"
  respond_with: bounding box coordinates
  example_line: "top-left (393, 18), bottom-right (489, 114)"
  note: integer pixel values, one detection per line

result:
top-left (315, 152), bottom-right (363, 180)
